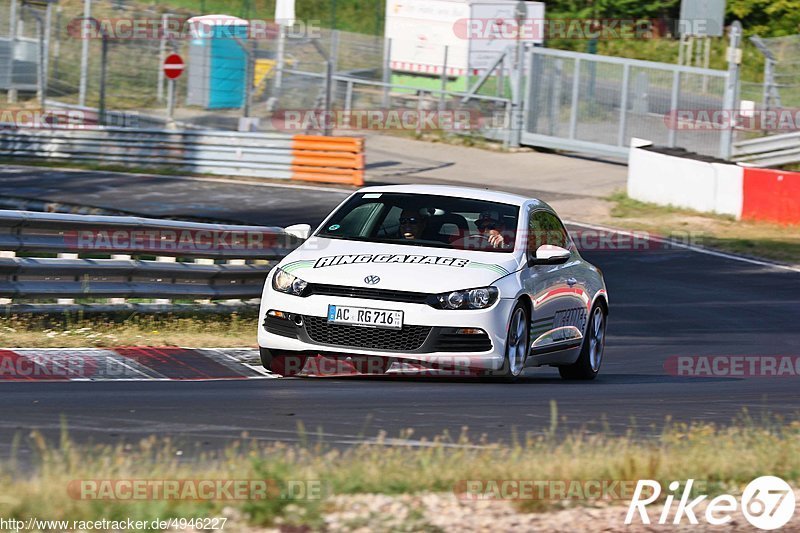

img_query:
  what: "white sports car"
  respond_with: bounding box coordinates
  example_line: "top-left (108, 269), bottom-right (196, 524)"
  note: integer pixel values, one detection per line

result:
top-left (258, 185), bottom-right (608, 380)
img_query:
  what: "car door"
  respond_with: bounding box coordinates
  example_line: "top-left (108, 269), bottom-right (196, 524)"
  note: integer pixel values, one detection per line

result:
top-left (524, 208), bottom-right (588, 360)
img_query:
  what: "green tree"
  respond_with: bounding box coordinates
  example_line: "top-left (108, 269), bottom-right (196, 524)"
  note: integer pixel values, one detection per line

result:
top-left (727, 0), bottom-right (800, 36)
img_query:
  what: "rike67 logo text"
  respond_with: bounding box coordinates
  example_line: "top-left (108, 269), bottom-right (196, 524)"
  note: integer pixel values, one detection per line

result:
top-left (626, 476), bottom-right (795, 530)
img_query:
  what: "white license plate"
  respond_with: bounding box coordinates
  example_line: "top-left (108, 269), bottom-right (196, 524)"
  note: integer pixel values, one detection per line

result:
top-left (327, 305), bottom-right (403, 330)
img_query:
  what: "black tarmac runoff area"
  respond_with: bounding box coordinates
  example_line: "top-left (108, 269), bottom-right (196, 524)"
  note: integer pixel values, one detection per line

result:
top-left (0, 166), bottom-right (799, 457)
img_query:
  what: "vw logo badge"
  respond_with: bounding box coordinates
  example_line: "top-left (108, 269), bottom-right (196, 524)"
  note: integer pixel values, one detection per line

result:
top-left (364, 275), bottom-right (380, 285)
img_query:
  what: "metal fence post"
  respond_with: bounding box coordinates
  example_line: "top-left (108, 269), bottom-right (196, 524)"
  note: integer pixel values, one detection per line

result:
top-left (154, 256), bottom-right (175, 305)
top-left (568, 58), bottom-right (581, 140)
top-left (243, 38), bottom-right (255, 118)
top-left (496, 55), bottom-right (505, 98)
top-left (323, 57), bottom-right (333, 136)
top-left (43, 1), bottom-right (53, 98)
top-left (98, 31), bottom-right (108, 125)
top-left (78, 0), bottom-right (91, 107)
top-left (157, 13), bottom-right (168, 102)
top-left (617, 63), bottom-right (630, 147)
top-left (439, 45), bottom-right (448, 111)
top-left (720, 21), bottom-right (742, 160)
top-left (225, 259), bottom-right (246, 304)
top-left (667, 70), bottom-right (680, 148)
top-left (345, 79), bottom-right (353, 112)
top-left (0, 250), bottom-right (14, 305)
top-left (109, 254), bottom-right (131, 305)
top-left (52, 5), bottom-right (61, 80)
top-left (166, 77), bottom-right (175, 126)
top-left (510, 43), bottom-right (525, 147)
top-left (56, 253), bottom-right (79, 305)
top-left (330, 29), bottom-right (340, 76)
top-left (7, 0), bottom-right (18, 103)
top-left (382, 38), bottom-right (391, 108)
top-left (35, 12), bottom-right (45, 106)
top-left (416, 90), bottom-right (425, 136)
top-left (275, 24), bottom-right (286, 91)
top-left (547, 58), bottom-right (563, 136)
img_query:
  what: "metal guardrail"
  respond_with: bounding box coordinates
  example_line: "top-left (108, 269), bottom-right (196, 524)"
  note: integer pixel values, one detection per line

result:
top-left (0, 127), bottom-right (365, 185)
top-left (732, 131), bottom-right (800, 167)
top-left (0, 209), bottom-right (300, 310)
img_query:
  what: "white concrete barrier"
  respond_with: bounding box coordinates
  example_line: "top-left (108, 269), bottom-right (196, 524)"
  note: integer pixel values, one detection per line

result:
top-left (627, 140), bottom-right (743, 219)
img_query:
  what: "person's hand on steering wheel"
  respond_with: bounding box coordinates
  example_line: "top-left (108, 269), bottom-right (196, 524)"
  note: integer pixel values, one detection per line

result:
top-left (486, 229), bottom-right (505, 248)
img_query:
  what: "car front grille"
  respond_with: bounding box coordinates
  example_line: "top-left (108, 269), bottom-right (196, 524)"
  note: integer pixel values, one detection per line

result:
top-left (304, 284), bottom-right (430, 304)
top-left (302, 316), bottom-right (432, 351)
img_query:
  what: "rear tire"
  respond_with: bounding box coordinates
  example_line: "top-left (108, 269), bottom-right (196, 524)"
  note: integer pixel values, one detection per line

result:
top-left (558, 304), bottom-right (606, 380)
top-left (260, 348), bottom-right (307, 377)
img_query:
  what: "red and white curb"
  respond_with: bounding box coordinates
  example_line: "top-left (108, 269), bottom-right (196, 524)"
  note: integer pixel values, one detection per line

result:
top-left (0, 349), bottom-right (487, 381)
top-left (0, 348), bottom-right (274, 381)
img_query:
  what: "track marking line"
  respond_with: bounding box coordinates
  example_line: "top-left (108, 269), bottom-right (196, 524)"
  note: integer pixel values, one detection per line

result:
top-left (565, 219), bottom-right (800, 273)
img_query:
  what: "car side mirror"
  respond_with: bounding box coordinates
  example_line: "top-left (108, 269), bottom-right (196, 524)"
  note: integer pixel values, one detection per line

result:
top-left (284, 223), bottom-right (312, 241)
top-left (528, 244), bottom-right (571, 266)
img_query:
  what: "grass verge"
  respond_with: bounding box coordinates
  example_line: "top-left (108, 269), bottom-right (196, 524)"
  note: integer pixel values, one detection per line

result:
top-left (2, 410), bottom-right (800, 530)
top-left (0, 312), bottom-right (258, 348)
top-left (606, 191), bottom-right (800, 266)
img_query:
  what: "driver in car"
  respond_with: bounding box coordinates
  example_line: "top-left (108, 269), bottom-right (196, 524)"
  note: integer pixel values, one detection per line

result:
top-left (476, 211), bottom-right (511, 249)
top-left (398, 209), bottom-right (429, 240)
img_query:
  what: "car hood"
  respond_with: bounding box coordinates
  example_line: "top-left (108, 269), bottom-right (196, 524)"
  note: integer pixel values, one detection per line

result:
top-left (278, 237), bottom-right (522, 293)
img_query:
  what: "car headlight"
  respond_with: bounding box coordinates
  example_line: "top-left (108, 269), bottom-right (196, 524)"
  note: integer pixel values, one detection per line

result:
top-left (271, 268), bottom-right (308, 296)
top-left (428, 286), bottom-right (498, 310)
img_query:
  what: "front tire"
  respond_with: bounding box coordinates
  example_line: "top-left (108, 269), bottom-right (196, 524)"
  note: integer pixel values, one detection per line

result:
top-left (490, 302), bottom-right (529, 381)
top-left (558, 304), bottom-right (606, 380)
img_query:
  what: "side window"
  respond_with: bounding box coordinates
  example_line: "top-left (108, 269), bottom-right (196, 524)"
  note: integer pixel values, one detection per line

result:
top-left (528, 210), bottom-right (569, 251)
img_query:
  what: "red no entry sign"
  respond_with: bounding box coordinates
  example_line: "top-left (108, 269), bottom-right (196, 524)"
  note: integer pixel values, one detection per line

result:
top-left (163, 54), bottom-right (185, 80)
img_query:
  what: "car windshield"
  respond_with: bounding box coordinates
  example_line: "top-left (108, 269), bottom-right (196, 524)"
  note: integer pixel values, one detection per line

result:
top-left (316, 192), bottom-right (519, 253)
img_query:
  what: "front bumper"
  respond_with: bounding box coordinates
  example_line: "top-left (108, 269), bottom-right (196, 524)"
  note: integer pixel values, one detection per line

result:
top-left (257, 287), bottom-right (515, 371)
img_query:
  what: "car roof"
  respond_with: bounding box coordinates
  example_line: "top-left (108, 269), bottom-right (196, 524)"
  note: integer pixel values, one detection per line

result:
top-left (354, 184), bottom-right (543, 208)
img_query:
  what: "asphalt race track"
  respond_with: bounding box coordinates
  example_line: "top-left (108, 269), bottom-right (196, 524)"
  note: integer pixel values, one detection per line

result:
top-left (1, 167), bottom-right (799, 458)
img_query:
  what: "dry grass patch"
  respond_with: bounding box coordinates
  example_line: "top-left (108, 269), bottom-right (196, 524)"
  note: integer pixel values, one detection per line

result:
top-left (0, 312), bottom-right (258, 348)
top-left (605, 192), bottom-right (800, 266)
top-left (2, 411), bottom-right (799, 529)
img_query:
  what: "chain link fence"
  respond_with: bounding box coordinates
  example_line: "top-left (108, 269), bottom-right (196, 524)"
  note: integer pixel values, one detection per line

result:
top-left (745, 33), bottom-right (800, 111)
top-left (524, 47), bottom-right (732, 159)
top-left (0, 0), bottom-right (46, 94)
top-left (27, 2), bottom-right (509, 139)
top-left (1, 1), bottom-right (744, 159)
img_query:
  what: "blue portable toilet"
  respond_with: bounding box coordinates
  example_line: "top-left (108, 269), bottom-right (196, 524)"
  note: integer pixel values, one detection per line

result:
top-left (186, 15), bottom-right (250, 109)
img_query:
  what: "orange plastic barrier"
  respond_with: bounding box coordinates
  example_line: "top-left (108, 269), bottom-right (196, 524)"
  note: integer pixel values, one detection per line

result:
top-left (742, 168), bottom-right (800, 224)
top-left (290, 135), bottom-right (365, 186)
